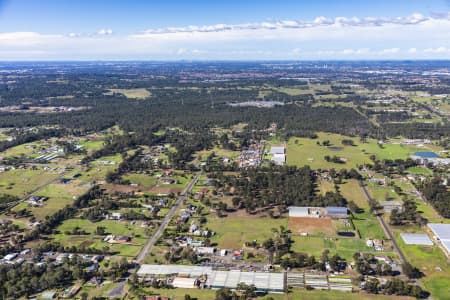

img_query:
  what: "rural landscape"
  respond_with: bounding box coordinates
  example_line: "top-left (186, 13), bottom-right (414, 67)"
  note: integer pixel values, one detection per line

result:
top-left (0, 1), bottom-right (450, 300)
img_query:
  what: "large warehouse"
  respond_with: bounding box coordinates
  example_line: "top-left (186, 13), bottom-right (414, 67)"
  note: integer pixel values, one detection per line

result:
top-left (207, 270), bottom-right (285, 293)
top-left (137, 264), bottom-right (285, 293)
top-left (428, 223), bottom-right (450, 255)
top-left (137, 264), bottom-right (213, 277)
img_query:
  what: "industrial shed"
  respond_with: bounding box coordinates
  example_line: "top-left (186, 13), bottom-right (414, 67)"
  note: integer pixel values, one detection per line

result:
top-left (172, 277), bottom-right (197, 289)
top-left (428, 223), bottom-right (450, 255)
top-left (400, 233), bottom-right (433, 245)
top-left (288, 206), bottom-right (322, 218)
top-left (325, 206), bottom-right (348, 219)
top-left (137, 264), bottom-right (213, 277)
top-left (207, 270), bottom-right (285, 293)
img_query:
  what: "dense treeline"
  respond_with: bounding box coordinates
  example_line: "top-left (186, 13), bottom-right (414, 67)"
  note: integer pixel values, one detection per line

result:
top-left (0, 128), bottom-right (65, 152)
top-left (215, 165), bottom-right (346, 211)
top-left (418, 177), bottom-right (450, 218)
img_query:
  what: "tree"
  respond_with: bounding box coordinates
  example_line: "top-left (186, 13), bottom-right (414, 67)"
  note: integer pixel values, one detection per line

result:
top-left (402, 262), bottom-right (422, 279)
top-left (215, 288), bottom-right (232, 300)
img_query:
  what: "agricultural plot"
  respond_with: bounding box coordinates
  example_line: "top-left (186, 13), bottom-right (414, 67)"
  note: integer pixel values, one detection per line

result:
top-left (108, 88), bottom-right (151, 99)
top-left (0, 169), bottom-right (60, 197)
top-left (27, 181), bottom-right (90, 220)
top-left (286, 133), bottom-right (372, 170)
top-left (338, 179), bottom-right (369, 210)
top-left (53, 218), bottom-right (148, 257)
top-left (290, 236), bottom-right (390, 261)
top-left (287, 132), bottom-right (443, 171)
top-left (365, 181), bottom-right (401, 202)
top-left (288, 217), bottom-right (335, 236)
top-left (207, 215), bottom-right (287, 249)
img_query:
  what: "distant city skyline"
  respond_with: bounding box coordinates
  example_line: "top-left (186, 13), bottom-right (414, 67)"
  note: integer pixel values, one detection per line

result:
top-left (0, 0), bottom-right (450, 60)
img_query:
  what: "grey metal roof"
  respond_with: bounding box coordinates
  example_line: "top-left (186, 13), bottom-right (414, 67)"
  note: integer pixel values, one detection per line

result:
top-left (207, 270), bottom-right (285, 292)
top-left (288, 206), bottom-right (310, 217)
top-left (326, 206), bottom-right (348, 215)
top-left (428, 223), bottom-right (450, 240)
top-left (400, 233), bottom-right (433, 245)
top-left (270, 146), bottom-right (285, 154)
top-left (137, 264), bottom-right (213, 276)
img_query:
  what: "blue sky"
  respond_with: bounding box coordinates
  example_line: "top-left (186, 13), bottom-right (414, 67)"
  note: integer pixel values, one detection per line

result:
top-left (0, 0), bottom-right (450, 60)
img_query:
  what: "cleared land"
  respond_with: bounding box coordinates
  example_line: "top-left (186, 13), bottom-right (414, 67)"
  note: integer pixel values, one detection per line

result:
top-left (109, 88), bottom-right (151, 99)
top-left (207, 215), bottom-right (287, 249)
top-left (288, 217), bottom-right (335, 236)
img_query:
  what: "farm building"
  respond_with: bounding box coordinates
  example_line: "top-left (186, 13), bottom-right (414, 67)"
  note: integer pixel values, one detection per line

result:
top-left (269, 146), bottom-right (285, 155)
top-left (428, 223), bottom-right (450, 255)
top-left (137, 264), bottom-right (285, 294)
top-left (271, 153), bottom-right (286, 165)
top-left (206, 270), bottom-right (285, 293)
top-left (400, 233), bottom-right (433, 245)
top-left (137, 264), bottom-right (213, 277)
top-left (172, 277), bottom-right (197, 289)
top-left (270, 146), bottom-right (286, 165)
top-left (288, 206), bottom-right (323, 218)
top-left (379, 201), bottom-right (403, 212)
top-left (325, 206), bottom-right (348, 219)
top-left (288, 206), bottom-right (347, 219)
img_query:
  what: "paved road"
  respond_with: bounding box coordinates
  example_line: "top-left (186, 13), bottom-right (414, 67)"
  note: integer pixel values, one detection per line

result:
top-left (359, 180), bottom-right (432, 299)
top-left (108, 171), bottom-right (202, 298)
top-left (135, 170), bottom-right (202, 263)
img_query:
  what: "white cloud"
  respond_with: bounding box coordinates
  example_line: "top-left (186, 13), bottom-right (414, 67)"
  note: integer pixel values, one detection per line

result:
top-left (424, 46), bottom-right (450, 53)
top-left (1, 12), bottom-right (450, 60)
top-left (96, 29), bottom-right (113, 36)
top-left (136, 12), bottom-right (439, 36)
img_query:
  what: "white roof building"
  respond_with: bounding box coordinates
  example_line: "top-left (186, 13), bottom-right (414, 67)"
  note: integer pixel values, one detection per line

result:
top-left (172, 277), bottom-right (197, 289)
top-left (428, 223), bottom-right (450, 255)
top-left (400, 233), bottom-right (433, 245)
top-left (270, 146), bottom-right (285, 155)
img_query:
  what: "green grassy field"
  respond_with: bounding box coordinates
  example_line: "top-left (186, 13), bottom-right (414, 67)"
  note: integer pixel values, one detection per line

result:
top-left (207, 215), bottom-right (287, 249)
top-left (392, 228), bottom-right (450, 300)
top-left (286, 133), bottom-right (442, 170)
top-left (286, 133), bottom-right (372, 170)
top-left (122, 173), bottom-right (157, 187)
top-left (27, 182), bottom-right (89, 220)
top-left (317, 180), bottom-right (335, 195)
top-left (53, 218), bottom-right (147, 257)
top-left (0, 169), bottom-right (60, 197)
top-left (339, 179), bottom-right (369, 209)
top-left (109, 88), bottom-right (151, 99)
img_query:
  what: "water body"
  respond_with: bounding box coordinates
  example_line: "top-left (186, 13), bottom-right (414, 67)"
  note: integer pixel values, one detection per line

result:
top-left (414, 151), bottom-right (438, 158)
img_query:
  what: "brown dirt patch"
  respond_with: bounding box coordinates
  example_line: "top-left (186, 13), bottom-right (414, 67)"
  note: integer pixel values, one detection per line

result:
top-left (288, 217), bottom-right (335, 235)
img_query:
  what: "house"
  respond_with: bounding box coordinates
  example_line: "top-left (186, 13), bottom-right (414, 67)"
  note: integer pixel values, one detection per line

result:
top-left (160, 178), bottom-right (176, 185)
top-left (109, 212), bottom-right (122, 220)
top-left (195, 247), bottom-right (216, 255)
top-left (3, 253), bottom-right (18, 262)
top-left (379, 201), bottom-right (403, 212)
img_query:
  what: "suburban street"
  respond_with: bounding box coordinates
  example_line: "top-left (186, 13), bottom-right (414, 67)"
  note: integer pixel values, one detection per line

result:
top-left (108, 170), bottom-right (202, 298)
